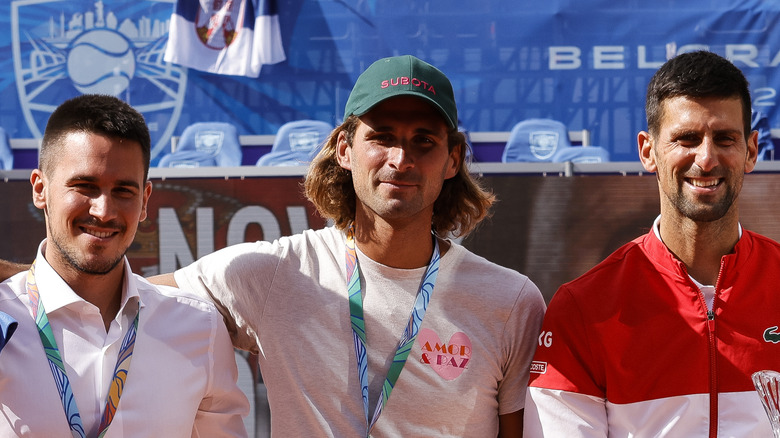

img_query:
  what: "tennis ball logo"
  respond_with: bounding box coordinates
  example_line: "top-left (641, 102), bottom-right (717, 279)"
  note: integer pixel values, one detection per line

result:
top-left (67, 29), bottom-right (136, 96)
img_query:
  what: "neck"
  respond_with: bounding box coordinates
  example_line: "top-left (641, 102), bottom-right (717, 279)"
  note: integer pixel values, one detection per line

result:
top-left (352, 213), bottom-right (437, 269)
top-left (46, 257), bottom-right (125, 332)
top-left (659, 213), bottom-right (740, 285)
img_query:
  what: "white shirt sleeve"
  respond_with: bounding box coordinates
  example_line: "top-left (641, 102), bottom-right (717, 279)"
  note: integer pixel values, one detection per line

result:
top-left (174, 241), bottom-right (279, 353)
top-left (524, 387), bottom-right (608, 437)
top-left (191, 305), bottom-right (251, 437)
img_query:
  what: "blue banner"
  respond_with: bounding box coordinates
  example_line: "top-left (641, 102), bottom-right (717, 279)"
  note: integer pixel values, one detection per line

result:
top-left (2, 0), bottom-right (779, 163)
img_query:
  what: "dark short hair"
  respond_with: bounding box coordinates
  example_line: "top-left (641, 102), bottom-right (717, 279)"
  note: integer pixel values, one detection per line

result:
top-left (40, 94), bottom-right (151, 179)
top-left (645, 51), bottom-right (752, 138)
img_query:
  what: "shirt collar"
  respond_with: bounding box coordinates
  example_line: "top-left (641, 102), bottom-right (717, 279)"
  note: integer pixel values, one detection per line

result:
top-left (651, 214), bottom-right (743, 243)
top-left (646, 215), bottom-right (750, 283)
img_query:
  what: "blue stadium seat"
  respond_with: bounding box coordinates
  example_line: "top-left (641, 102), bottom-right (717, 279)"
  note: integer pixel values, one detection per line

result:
top-left (256, 120), bottom-right (333, 166)
top-left (158, 122), bottom-right (242, 167)
top-left (0, 127), bottom-right (14, 170)
top-left (158, 149), bottom-right (218, 168)
top-left (502, 118), bottom-right (571, 162)
top-left (552, 145), bottom-right (610, 163)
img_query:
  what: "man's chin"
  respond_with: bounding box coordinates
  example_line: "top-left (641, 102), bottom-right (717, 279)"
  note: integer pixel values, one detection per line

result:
top-left (68, 251), bottom-right (126, 276)
top-left (675, 194), bottom-right (734, 223)
top-left (681, 205), bottom-right (731, 223)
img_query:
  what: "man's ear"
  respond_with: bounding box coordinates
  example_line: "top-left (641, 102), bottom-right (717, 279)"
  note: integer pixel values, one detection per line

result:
top-left (336, 131), bottom-right (352, 171)
top-left (444, 142), bottom-right (462, 180)
top-left (30, 169), bottom-right (47, 211)
top-left (139, 180), bottom-right (153, 222)
top-left (637, 131), bottom-right (657, 173)
top-left (745, 129), bottom-right (759, 174)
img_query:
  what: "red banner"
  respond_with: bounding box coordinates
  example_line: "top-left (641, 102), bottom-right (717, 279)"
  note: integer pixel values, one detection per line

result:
top-left (5, 173), bottom-right (780, 301)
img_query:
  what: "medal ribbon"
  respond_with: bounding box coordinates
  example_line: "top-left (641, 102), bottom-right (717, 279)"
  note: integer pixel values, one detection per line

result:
top-left (345, 225), bottom-right (440, 436)
top-left (26, 260), bottom-right (139, 438)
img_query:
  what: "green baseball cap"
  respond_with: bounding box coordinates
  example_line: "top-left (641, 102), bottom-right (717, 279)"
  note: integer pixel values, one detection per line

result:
top-left (344, 55), bottom-right (458, 129)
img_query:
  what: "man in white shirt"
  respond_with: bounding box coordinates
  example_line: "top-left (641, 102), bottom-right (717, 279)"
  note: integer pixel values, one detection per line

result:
top-left (0, 94), bottom-right (249, 437)
top-left (151, 55), bottom-right (546, 437)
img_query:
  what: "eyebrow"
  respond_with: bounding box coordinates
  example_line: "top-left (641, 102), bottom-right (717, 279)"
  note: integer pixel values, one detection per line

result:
top-left (713, 128), bottom-right (743, 136)
top-left (672, 128), bottom-right (742, 138)
top-left (67, 175), bottom-right (142, 190)
top-left (367, 125), bottom-right (445, 137)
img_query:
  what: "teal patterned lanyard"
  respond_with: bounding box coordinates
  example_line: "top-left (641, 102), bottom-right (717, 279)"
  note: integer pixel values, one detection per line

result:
top-left (345, 225), bottom-right (441, 436)
top-left (26, 260), bottom-right (139, 438)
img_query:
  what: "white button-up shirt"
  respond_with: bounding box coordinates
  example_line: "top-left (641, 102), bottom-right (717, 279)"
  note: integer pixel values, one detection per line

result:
top-left (0, 241), bottom-right (249, 437)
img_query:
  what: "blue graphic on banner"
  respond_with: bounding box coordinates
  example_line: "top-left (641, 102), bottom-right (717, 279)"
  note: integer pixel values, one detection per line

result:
top-left (0, 0), bottom-right (779, 164)
top-left (10, 0), bottom-right (185, 161)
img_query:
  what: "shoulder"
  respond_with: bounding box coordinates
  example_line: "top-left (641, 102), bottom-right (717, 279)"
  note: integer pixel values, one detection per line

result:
top-left (445, 242), bottom-right (544, 306)
top-left (0, 272), bottom-right (31, 314)
top-left (295, 226), bottom-right (345, 252)
top-left (561, 235), bottom-right (648, 291)
top-left (0, 271), bottom-right (32, 317)
top-left (737, 230), bottom-right (780, 274)
top-left (543, 235), bottom-right (654, 321)
top-left (265, 226), bottom-right (346, 268)
top-left (447, 242), bottom-right (530, 283)
top-left (221, 226), bottom-right (343, 258)
top-left (248, 226), bottom-right (345, 266)
top-left (442, 242), bottom-right (527, 279)
top-left (176, 226), bottom-right (343, 277)
top-left (744, 229), bottom-right (780, 251)
top-left (134, 274), bottom-right (220, 315)
top-left (0, 271), bottom-right (27, 297)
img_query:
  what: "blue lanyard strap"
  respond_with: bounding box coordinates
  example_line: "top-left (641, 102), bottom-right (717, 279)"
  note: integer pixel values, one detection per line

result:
top-left (27, 260), bottom-right (139, 438)
top-left (345, 226), bottom-right (441, 435)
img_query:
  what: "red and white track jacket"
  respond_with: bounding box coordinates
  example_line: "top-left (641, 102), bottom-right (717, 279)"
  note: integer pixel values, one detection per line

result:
top-left (525, 229), bottom-right (780, 437)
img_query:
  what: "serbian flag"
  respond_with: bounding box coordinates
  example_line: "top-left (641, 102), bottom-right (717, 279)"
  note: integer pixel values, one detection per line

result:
top-left (164, 0), bottom-right (286, 77)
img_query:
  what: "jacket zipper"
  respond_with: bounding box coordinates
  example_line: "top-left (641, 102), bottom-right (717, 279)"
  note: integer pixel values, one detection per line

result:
top-left (706, 259), bottom-right (725, 438)
top-left (686, 259), bottom-right (722, 437)
top-left (707, 308), bottom-right (717, 438)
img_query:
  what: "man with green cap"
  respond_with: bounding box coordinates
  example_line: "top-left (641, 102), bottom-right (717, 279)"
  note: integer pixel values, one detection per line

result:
top-left (150, 54), bottom-right (546, 437)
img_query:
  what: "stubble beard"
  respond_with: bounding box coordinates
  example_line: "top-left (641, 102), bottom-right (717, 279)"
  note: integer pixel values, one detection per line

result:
top-left (48, 223), bottom-right (127, 276)
top-left (670, 182), bottom-right (738, 223)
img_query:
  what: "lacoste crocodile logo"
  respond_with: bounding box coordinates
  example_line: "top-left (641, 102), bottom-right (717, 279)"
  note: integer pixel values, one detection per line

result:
top-left (764, 326), bottom-right (780, 343)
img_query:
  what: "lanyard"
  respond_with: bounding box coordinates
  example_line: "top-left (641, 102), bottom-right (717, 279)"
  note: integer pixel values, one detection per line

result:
top-left (26, 260), bottom-right (139, 438)
top-left (345, 226), bottom-right (441, 436)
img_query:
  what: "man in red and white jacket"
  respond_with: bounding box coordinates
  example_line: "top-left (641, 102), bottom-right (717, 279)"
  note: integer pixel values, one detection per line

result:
top-left (525, 50), bottom-right (780, 437)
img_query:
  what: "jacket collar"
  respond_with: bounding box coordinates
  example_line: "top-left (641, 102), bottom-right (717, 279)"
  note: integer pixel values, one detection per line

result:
top-left (641, 220), bottom-right (754, 287)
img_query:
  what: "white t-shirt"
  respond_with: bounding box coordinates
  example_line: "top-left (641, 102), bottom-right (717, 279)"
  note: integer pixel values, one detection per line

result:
top-left (175, 226), bottom-right (546, 437)
top-left (0, 241), bottom-right (249, 438)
